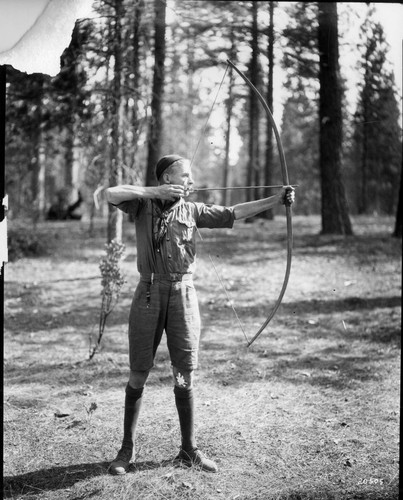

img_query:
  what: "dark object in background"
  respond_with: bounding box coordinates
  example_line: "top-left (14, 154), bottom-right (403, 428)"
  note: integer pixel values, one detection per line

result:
top-left (47, 190), bottom-right (83, 221)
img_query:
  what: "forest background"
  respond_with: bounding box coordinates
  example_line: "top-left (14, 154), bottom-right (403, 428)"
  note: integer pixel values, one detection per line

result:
top-left (4, 0), bottom-right (402, 244)
top-left (3, 1), bottom-right (402, 499)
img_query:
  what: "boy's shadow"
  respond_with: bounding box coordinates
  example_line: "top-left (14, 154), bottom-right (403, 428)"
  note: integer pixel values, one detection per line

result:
top-left (3, 459), bottom-right (175, 497)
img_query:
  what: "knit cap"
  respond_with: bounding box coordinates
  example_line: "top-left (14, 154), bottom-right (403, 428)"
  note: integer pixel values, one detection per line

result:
top-left (155, 155), bottom-right (184, 180)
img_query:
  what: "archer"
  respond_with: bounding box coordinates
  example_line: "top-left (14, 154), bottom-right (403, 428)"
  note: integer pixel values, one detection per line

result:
top-left (105, 154), bottom-right (295, 475)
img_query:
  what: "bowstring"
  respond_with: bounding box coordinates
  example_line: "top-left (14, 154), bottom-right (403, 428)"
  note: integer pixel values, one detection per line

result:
top-left (196, 227), bottom-right (250, 345)
top-left (189, 65), bottom-right (249, 345)
top-left (189, 63), bottom-right (229, 168)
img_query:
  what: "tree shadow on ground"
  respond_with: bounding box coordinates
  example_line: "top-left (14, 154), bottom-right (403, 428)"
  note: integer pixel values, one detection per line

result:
top-left (4, 291), bottom-right (399, 385)
top-left (198, 343), bottom-right (397, 391)
top-left (3, 463), bottom-right (107, 498)
top-left (3, 458), bottom-right (175, 498)
top-left (5, 295), bottom-right (133, 335)
top-left (4, 350), bottom-right (176, 394)
top-left (282, 295), bottom-right (401, 316)
top-left (200, 294), bottom-right (401, 346)
top-left (5, 292), bottom-right (399, 392)
top-left (197, 293), bottom-right (400, 391)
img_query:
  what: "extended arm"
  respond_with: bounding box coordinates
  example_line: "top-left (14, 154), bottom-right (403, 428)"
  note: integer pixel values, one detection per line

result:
top-left (105, 184), bottom-right (186, 205)
top-left (232, 188), bottom-right (294, 220)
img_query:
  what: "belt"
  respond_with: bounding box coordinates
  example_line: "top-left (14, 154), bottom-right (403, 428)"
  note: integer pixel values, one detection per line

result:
top-left (140, 272), bottom-right (193, 283)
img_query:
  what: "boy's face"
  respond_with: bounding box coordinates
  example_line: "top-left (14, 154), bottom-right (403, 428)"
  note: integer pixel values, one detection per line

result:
top-left (164, 160), bottom-right (194, 190)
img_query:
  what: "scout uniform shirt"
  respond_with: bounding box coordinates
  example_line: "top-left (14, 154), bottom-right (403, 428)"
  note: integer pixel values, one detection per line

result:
top-left (116, 197), bottom-right (235, 275)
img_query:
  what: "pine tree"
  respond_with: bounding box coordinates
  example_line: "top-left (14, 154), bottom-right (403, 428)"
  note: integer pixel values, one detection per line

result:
top-left (282, 2), bottom-right (352, 232)
top-left (318, 2), bottom-right (352, 234)
top-left (352, 6), bottom-right (402, 215)
top-left (145, 0), bottom-right (167, 186)
top-left (281, 79), bottom-right (319, 215)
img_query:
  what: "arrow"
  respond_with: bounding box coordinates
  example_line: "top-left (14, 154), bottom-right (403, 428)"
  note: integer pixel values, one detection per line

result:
top-left (191, 184), bottom-right (298, 192)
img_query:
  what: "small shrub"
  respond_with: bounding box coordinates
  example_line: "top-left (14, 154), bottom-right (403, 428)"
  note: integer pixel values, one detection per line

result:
top-left (89, 239), bottom-right (126, 360)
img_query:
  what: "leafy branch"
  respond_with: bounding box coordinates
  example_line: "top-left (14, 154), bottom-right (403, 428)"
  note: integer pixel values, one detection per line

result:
top-left (89, 239), bottom-right (126, 360)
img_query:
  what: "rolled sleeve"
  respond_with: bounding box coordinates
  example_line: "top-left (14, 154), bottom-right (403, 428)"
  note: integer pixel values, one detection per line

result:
top-left (193, 202), bottom-right (235, 229)
top-left (113, 199), bottom-right (144, 218)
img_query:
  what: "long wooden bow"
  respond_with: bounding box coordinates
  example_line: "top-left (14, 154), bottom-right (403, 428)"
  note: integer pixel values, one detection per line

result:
top-left (226, 59), bottom-right (293, 347)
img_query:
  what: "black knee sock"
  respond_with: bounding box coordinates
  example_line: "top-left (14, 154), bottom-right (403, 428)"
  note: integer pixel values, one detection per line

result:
top-left (174, 385), bottom-right (196, 452)
top-left (121, 384), bottom-right (144, 453)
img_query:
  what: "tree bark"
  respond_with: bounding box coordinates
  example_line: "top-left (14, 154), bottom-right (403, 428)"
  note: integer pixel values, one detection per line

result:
top-left (145, 0), bottom-right (166, 186)
top-left (62, 25), bottom-right (80, 194)
top-left (31, 75), bottom-right (46, 223)
top-left (358, 38), bottom-right (371, 214)
top-left (318, 2), bottom-right (352, 235)
top-left (223, 71), bottom-right (233, 207)
top-left (222, 32), bottom-right (236, 207)
top-left (247, 1), bottom-right (260, 203)
top-left (1, 65), bottom-right (5, 293)
top-left (263, 1), bottom-right (275, 219)
top-left (129, 0), bottom-right (144, 171)
top-left (107, 0), bottom-right (124, 243)
top-left (393, 163), bottom-right (402, 238)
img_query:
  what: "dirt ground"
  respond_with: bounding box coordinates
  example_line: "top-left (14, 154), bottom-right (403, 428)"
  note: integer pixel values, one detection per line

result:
top-left (3, 215), bottom-right (401, 500)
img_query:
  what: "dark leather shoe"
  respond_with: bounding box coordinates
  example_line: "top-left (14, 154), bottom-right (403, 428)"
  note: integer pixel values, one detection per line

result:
top-left (109, 447), bottom-right (133, 475)
top-left (175, 448), bottom-right (218, 473)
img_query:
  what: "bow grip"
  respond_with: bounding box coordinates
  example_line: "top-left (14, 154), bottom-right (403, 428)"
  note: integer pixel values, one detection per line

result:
top-left (281, 186), bottom-right (294, 207)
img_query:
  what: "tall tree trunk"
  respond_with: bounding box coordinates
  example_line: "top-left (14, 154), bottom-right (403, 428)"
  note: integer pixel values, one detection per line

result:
top-left (59, 22), bottom-right (84, 206)
top-left (64, 81), bottom-right (76, 191)
top-left (125, 0), bottom-right (144, 223)
top-left (222, 32), bottom-right (236, 207)
top-left (1, 65), bottom-right (5, 293)
top-left (185, 33), bottom-right (195, 157)
top-left (393, 162), bottom-right (402, 238)
top-left (263, 0), bottom-right (275, 219)
top-left (318, 2), bottom-right (352, 235)
top-left (64, 124), bottom-right (74, 189)
top-left (359, 44), bottom-right (371, 214)
top-left (36, 132), bottom-right (46, 222)
top-left (223, 71), bottom-right (233, 207)
top-left (125, 0), bottom-right (144, 183)
top-left (132, 0), bottom-right (143, 137)
top-left (107, 0), bottom-right (125, 243)
top-left (31, 75), bottom-right (46, 223)
top-left (359, 119), bottom-right (369, 214)
top-left (247, 1), bottom-right (260, 203)
top-left (145, 0), bottom-right (166, 186)
top-left (64, 123), bottom-right (81, 202)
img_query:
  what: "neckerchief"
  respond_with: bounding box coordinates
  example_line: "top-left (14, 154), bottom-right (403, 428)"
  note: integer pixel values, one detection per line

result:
top-left (153, 200), bottom-right (174, 251)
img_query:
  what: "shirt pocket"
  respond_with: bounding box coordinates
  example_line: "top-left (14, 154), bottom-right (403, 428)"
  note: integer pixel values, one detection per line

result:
top-left (176, 214), bottom-right (196, 243)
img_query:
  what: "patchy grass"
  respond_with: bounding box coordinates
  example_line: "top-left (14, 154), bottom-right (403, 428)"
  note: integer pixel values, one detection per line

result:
top-left (4, 215), bottom-right (401, 500)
